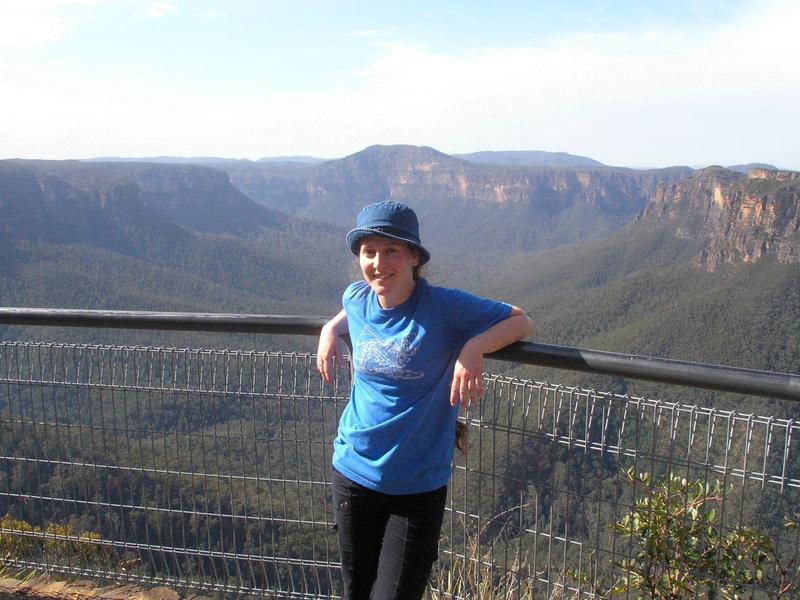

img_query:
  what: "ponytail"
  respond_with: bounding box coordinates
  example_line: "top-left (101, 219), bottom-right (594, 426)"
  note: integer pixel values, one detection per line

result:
top-left (455, 420), bottom-right (468, 454)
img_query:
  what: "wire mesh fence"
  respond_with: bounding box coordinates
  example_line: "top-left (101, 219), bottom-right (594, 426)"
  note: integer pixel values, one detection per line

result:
top-left (1, 341), bottom-right (799, 598)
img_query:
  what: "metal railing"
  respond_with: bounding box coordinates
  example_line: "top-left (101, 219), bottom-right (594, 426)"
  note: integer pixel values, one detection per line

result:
top-left (1, 308), bottom-right (799, 599)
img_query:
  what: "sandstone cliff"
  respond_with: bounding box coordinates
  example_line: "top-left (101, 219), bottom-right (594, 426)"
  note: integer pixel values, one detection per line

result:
top-left (225, 145), bottom-right (692, 253)
top-left (640, 167), bottom-right (800, 271)
top-left (7, 160), bottom-right (288, 237)
top-left (307, 145), bottom-right (669, 213)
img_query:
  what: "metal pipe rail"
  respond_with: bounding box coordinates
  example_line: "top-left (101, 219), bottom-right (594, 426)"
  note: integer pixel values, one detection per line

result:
top-left (2, 307), bottom-right (799, 401)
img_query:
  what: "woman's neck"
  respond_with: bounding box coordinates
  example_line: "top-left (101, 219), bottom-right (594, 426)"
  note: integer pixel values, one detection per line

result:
top-left (376, 280), bottom-right (417, 309)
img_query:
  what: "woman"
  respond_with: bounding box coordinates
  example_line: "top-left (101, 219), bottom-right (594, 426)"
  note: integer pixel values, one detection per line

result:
top-left (317, 200), bottom-right (534, 600)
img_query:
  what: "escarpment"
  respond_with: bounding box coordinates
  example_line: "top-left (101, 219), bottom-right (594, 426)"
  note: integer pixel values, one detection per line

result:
top-left (640, 167), bottom-right (800, 271)
top-left (226, 145), bottom-right (691, 253)
top-left (306, 145), bottom-right (686, 214)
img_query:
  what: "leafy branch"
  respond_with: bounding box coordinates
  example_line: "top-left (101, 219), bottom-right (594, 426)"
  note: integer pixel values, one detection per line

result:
top-left (604, 469), bottom-right (799, 599)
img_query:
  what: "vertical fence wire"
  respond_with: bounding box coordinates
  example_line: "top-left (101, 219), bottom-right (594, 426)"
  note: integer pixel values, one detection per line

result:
top-left (1, 341), bottom-right (799, 598)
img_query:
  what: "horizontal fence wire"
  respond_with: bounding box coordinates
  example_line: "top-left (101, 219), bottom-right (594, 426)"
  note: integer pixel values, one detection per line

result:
top-left (2, 307), bottom-right (798, 401)
top-left (1, 341), bottom-right (799, 599)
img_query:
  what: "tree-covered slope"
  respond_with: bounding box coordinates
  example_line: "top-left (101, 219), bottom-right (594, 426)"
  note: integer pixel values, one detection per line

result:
top-left (432, 169), bottom-right (800, 413)
top-left (0, 160), bottom-right (350, 320)
top-left (217, 145), bottom-right (692, 254)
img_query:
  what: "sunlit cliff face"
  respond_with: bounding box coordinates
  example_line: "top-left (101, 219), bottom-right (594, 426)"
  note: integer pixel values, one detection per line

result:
top-left (641, 168), bottom-right (800, 272)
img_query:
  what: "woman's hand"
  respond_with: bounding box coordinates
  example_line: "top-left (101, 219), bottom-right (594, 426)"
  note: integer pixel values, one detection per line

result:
top-left (450, 307), bottom-right (534, 407)
top-left (450, 341), bottom-right (484, 407)
top-left (317, 310), bottom-right (348, 385)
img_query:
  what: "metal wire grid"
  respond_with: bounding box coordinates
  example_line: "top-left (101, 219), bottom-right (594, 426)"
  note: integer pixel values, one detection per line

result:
top-left (1, 341), bottom-right (798, 599)
top-left (0, 342), bottom-right (346, 598)
top-left (445, 377), bottom-right (800, 598)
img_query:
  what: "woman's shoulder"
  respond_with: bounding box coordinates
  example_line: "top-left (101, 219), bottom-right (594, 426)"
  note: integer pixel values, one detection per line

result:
top-left (342, 280), bottom-right (370, 304)
top-left (424, 281), bottom-right (479, 302)
top-left (424, 281), bottom-right (509, 314)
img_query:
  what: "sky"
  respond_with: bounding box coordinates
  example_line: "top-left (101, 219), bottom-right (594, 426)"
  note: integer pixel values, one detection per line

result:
top-left (1, 0), bottom-right (799, 169)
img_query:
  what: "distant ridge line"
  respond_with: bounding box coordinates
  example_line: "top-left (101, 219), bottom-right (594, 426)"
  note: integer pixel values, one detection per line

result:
top-left (82, 155), bottom-right (326, 165)
top-left (454, 149), bottom-right (605, 168)
top-left (72, 146), bottom-right (790, 172)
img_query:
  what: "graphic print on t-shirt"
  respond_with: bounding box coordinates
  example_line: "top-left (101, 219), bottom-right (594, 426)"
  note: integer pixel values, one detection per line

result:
top-left (355, 325), bottom-right (425, 380)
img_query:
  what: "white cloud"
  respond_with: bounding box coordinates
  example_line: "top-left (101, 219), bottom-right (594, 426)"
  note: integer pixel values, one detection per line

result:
top-left (0, 0), bottom-right (113, 51)
top-left (139, 1), bottom-right (175, 19)
top-left (0, 1), bottom-right (72, 50)
top-left (195, 9), bottom-right (221, 20)
top-left (0, 0), bottom-right (797, 167)
top-left (328, 0), bottom-right (800, 165)
top-left (349, 27), bottom-right (398, 38)
top-left (355, 1), bottom-right (798, 105)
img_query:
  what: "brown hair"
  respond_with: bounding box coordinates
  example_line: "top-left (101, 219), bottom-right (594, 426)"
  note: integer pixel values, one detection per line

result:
top-left (410, 246), bottom-right (426, 281)
top-left (455, 420), bottom-right (468, 454)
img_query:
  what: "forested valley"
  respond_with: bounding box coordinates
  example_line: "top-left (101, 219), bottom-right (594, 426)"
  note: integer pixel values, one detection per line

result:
top-left (1, 147), bottom-right (799, 596)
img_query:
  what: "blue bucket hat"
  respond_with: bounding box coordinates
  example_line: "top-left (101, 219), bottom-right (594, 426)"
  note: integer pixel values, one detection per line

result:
top-left (346, 201), bottom-right (430, 265)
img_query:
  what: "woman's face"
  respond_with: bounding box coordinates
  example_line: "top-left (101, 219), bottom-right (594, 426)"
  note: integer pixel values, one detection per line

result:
top-left (358, 235), bottom-right (419, 305)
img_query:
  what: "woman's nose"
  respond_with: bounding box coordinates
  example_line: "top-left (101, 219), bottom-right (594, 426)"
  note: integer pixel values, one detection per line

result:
top-left (373, 252), bottom-right (384, 268)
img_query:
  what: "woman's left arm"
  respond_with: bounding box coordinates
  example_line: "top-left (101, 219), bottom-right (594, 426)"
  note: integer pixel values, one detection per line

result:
top-left (450, 306), bottom-right (535, 408)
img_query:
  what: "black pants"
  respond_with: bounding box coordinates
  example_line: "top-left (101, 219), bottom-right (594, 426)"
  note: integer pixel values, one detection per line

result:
top-left (331, 467), bottom-right (447, 600)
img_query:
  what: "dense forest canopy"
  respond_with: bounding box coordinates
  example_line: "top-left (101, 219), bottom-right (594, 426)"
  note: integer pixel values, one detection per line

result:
top-left (1, 149), bottom-right (798, 378)
top-left (1, 146), bottom-right (799, 596)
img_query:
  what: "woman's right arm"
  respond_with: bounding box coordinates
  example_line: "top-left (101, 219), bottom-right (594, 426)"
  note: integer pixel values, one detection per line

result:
top-left (317, 309), bottom-right (348, 385)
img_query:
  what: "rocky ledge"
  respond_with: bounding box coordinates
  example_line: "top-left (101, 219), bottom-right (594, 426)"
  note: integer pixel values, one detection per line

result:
top-left (641, 167), bottom-right (800, 271)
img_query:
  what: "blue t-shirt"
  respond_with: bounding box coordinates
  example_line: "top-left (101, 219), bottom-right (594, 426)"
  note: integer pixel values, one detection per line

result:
top-left (332, 278), bottom-right (512, 494)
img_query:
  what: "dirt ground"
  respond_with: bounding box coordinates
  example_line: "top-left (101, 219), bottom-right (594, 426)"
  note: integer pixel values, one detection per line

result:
top-left (0, 574), bottom-right (211, 600)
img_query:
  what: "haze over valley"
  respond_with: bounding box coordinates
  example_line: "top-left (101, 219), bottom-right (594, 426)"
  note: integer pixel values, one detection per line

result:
top-left (1, 145), bottom-right (798, 407)
top-left (2, 5), bottom-right (799, 596)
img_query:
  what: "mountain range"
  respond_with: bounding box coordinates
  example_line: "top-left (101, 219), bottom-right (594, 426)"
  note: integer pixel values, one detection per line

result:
top-left (2, 144), bottom-right (797, 599)
top-left (452, 150), bottom-right (604, 167)
top-left (1, 145), bottom-right (798, 402)
top-left (214, 145), bottom-right (694, 253)
top-left (81, 151), bottom-right (781, 172)
top-left (0, 159), bottom-right (348, 319)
